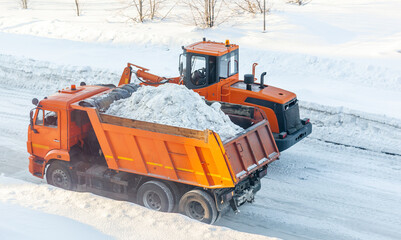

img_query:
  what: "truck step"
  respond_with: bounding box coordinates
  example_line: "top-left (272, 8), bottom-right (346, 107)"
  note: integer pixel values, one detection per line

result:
top-left (34, 159), bottom-right (45, 165)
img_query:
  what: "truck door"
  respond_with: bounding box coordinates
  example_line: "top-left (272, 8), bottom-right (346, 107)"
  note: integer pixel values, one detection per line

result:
top-left (205, 56), bottom-right (219, 101)
top-left (31, 108), bottom-right (61, 158)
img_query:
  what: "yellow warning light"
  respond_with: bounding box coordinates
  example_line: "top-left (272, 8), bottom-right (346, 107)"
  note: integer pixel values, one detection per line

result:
top-left (225, 39), bottom-right (230, 47)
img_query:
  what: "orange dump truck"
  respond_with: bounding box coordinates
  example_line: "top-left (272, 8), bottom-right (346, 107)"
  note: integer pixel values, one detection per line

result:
top-left (27, 83), bottom-right (279, 224)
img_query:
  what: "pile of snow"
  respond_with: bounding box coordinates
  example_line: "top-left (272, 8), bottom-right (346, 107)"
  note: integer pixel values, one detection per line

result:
top-left (106, 84), bottom-right (243, 141)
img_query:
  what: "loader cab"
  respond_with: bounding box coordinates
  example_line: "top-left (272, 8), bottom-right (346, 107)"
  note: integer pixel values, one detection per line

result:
top-left (180, 40), bottom-right (239, 90)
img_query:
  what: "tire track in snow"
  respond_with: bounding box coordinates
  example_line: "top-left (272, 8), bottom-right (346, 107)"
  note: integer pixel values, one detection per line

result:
top-left (219, 140), bottom-right (401, 240)
top-left (313, 138), bottom-right (401, 157)
top-left (299, 102), bottom-right (401, 156)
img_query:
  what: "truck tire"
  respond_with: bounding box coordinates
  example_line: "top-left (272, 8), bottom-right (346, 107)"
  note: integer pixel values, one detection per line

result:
top-left (136, 180), bottom-right (174, 213)
top-left (165, 181), bottom-right (181, 212)
top-left (178, 189), bottom-right (218, 224)
top-left (46, 161), bottom-right (75, 190)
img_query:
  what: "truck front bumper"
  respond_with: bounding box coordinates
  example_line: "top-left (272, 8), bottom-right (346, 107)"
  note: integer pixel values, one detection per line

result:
top-left (275, 122), bottom-right (312, 152)
top-left (29, 156), bottom-right (46, 178)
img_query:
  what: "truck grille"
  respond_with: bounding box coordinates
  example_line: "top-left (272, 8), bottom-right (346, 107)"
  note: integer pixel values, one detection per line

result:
top-left (284, 100), bottom-right (303, 134)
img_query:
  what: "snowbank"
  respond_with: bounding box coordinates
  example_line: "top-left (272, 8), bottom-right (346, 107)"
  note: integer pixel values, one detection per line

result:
top-left (300, 101), bottom-right (401, 155)
top-left (0, 54), bottom-right (119, 95)
top-left (0, 176), bottom-right (277, 240)
top-left (0, 202), bottom-right (109, 240)
top-left (106, 84), bottom-right (243, 141)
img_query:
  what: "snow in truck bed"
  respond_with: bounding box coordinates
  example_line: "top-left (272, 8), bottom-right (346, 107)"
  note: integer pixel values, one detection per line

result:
top-left (105, 84), bottom-right (243, 141)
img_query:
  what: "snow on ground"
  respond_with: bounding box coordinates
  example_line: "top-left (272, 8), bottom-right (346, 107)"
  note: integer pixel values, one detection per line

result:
top-left (0, 176), bottom-right (276, 240)
top-left (0, 0), bottom-right (400, 59)
top-left (0, 0), bottom-right (401, 239)
top-left (0, 199), bottom-right (109, 240)
top-left (106, 84), bottom-right (243, 141)
top-left (218, 138), bottom-right (401, 240)
top-left (0, 33), bottom-right (400, 120)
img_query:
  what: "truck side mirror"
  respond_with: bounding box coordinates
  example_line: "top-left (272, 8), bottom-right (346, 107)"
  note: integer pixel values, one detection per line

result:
top-left (178, 54), bottom-right (183, 75)
top-left (179, 62), bottom-right (184, 76)
top-left (179, 53), bottom-right (186, 77)
top-left (32, 98), bottom-right (39, 106)
top-left (30, 109), bottom-right (38, 133)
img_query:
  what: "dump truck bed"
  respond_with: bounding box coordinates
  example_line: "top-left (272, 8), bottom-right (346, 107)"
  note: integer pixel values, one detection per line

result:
top-left (72, 100), bottom-right (279, 189)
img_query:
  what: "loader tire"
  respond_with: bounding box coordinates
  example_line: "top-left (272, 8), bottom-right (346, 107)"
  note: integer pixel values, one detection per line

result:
top-left (179, 189), bottom-right (218, 224)
top-left (46, 161), bottom-right (75, 190)
top-left (137, 180), bottom-right (174, 213)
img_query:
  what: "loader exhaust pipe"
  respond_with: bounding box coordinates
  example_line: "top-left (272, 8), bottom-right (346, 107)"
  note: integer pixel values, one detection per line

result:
top-left (259, 72), bottom-right (267, 89)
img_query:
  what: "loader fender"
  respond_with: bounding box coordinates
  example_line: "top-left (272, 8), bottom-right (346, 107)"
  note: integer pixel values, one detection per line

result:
top-left (44, 149), bottom-right (70, 162)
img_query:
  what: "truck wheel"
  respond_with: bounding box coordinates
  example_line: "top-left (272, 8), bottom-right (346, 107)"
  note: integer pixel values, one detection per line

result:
top-left (165, 181), bottom-right (181, 212)
top-left (178, 189), bottom-right (218, 224)
top-left (136, 180), bottom-right (174, 212)
top-left (46, 161), bottom-right (75, 190)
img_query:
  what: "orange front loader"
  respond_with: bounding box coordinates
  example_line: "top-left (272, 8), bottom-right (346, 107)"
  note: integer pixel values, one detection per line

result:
top-left (119, 39), bottom-right (312, 151)
top-left (27, 83), bottom-right (279, 224)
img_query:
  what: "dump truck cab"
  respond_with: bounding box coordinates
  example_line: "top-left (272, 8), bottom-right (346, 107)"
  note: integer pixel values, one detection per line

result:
top-left (179, 39), bottom-right (312, 151)
top-left (27, 85), bottom-right (110, 177)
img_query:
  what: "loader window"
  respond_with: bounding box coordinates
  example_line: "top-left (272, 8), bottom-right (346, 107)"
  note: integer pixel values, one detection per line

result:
top-left (219, 50), bottom-right (238, 79)
top-left (190, 55), bottom-right (207, 86)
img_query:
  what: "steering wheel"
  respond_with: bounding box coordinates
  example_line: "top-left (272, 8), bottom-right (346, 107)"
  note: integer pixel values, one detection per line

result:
top-left (191, 68), bottom-right (206, 85)
top-left (198, 68), bottom-right (206, 77)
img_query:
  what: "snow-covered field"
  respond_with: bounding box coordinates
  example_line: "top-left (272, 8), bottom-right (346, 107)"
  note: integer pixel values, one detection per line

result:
top-left (0, 0), bottom-right (400, 239)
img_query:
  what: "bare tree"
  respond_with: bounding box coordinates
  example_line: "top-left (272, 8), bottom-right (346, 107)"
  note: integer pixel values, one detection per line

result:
top-left (287, 0), bottom-right (311, 6)
top-left (235, 0), bottom-right (265, 14)
top-left (132, 0), bottom-right (146, 22)
top-left (130, 0), bottom-right (169, 22)
top-left (149, 0), bottom-right (159, 20)
top-left (21, 0), bottom-right (28, 9)
top-left (186, 0), bottom-right (225, 28)
top-left (75, 0), bottom-right (81, 16)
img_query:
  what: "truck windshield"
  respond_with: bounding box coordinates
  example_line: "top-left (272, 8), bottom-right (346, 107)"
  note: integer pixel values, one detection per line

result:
top-left (219, 50), bottom-right (238, 79)
top-left (35, 109), bottom-right (58, 127)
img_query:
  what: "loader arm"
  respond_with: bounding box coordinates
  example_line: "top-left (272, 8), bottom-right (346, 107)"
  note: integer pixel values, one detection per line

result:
top-left (118, 63), bottom-right (180, 86)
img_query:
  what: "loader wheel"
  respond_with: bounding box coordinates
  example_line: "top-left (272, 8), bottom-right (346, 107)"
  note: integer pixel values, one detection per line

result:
top-left (179, 189), bottom-right (218, 224)
top-left (137, 180), bottom-right (174, 213)
top-left (46, 161), bottom-right (75, 190)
